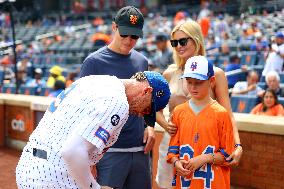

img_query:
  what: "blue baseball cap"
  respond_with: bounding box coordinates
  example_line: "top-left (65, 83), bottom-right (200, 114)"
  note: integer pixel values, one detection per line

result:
top-left (276, 31), bottom-right (284, 39)
top-left (181, 55), bottom-right (214, 80)
top-left (143, 71), bottom-right (171, 126)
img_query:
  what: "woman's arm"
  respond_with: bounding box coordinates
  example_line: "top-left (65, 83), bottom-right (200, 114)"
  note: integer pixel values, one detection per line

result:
top-left (213, 67), bottom-right (243, 165)
top-left (156, 65), bottom-right (177, 135)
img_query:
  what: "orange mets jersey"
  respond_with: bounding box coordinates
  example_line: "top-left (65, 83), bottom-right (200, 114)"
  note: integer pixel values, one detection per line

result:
top-left (167, 100), bottom-right (234, 189)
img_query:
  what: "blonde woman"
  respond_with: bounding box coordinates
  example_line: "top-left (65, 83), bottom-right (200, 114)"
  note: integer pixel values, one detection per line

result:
top-left (155, 20), bottom-right (243, 188)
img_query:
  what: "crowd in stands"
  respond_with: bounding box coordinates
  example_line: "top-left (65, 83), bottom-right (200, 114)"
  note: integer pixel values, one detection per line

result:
top-left (0, 2), bottom-right (284, 115)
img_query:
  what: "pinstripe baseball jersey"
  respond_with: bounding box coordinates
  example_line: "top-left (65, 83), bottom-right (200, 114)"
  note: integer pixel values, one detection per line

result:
top-left (167, 101), bottom-right (234, 189)
top-left (16, 75), bottom-right (129, 189)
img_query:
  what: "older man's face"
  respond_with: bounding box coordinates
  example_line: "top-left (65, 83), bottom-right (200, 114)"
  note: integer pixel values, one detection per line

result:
top-left (267, 76), bottom-right (279, 90)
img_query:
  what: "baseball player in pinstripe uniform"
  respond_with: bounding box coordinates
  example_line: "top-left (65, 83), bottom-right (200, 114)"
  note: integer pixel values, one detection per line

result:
top-left (16, 71), bottom-right (170, 189)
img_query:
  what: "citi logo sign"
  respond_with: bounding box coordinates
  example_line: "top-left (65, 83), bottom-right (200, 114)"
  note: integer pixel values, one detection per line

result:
top-left (11, 114), bottom-right (25, 132)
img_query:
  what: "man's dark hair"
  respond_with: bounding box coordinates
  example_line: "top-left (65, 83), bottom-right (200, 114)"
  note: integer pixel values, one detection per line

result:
top-left (54, 80), bottom-right (66, 90)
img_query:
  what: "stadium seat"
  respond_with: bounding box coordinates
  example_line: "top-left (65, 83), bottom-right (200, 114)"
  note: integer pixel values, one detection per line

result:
top-left (1, 84), bottom-right (16, 94)
top-left (18, 86), bottom-right (37, 95)
top-left (278, 97), bottom-right (284, 107)
top-left (279, 73), bottom-right (284, 83)
top-left (257, 82), bottom-right (266, 89)
top-left (240, 52), bottom-right (257, 66)
top-left (256, 52), bottom-right (266, 65)
top-left (0, 71), bottom-right (4, 85)
top-left (230, 95), bottom-right (259, 113)
top-left (216, 56), bottom-right (229, 70)
top-left (39, 87), bottom-right (53, 96)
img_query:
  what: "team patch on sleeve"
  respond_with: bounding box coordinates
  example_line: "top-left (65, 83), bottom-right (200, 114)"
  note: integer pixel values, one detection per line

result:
top-left (94, 127), bottom-right (110, 145)
top-left (111, 114), bottom-right (120, 126)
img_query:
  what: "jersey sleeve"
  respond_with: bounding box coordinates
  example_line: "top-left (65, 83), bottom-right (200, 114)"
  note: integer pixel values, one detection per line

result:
top-left (167, 109), bottom-right (181, 163)
top-left (73, 96), bottom-right (129, 153)
top-left (218, 111), bottom-right (234, 165)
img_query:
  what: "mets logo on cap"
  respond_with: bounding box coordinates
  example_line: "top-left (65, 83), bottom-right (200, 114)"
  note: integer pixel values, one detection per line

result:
top-left (129, 15), bottom-right (138, 25)
top-left (181, 55), bottom-right (214, 80)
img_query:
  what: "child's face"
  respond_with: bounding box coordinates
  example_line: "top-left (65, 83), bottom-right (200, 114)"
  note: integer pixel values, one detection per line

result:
top-left (185, 77), bottom-right (212, 100)
top-left (263, 91), bottom-right (275, 108)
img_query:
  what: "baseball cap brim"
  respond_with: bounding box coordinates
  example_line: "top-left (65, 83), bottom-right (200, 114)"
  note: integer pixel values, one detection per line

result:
top-left (180, 73), bottom-right (209, 80)
top-left (143, 98), bottom-right (156, 127)
top-left (118, 25), bottom-right (143, 38)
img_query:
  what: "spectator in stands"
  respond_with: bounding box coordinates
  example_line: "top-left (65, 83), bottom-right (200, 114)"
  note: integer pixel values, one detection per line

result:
top-left (156, 20), bottom-right (243, 188)
top-left (151, 33), bottom-right (173, 73)
top-left (262, 31), bottom-right (284, 77)
top-left (66, 72), bottom-right (77, 87)
top-left (250, 89), bottom-right (284, 116)
top-left (80, 6), bottom-right (153, 189)
top-left (250, 32), bottom-right (269, 52)
top-left (91, 31), bottom-right (111, 48)
top-left (26, 68), bottom-right (46, 95)
top-left (15, 68), bottom-right (27, 89)
top-left (198, 1), bottom-right (211, 19)
top-left (214, 14), bottom-right (229, 39)
top-left (0, 55), bottom-right (14, 84)
top-left (46, 65), bottom-right (66, 88)
top-left (246, 22), bottom-right (260, 37)
top-left (72, 0), bottom-right (86, 14)
top-left (92, 16), bottom-right (104, 27)
top-left (205, 34), bottom-right (220, 55)
top-left (231, 70), bottom-right (263, 96)
top-left (48, 80), bottom-right (65, 98)
top-left (220, 32), bottom-right (231, 55)
top-left (199, 16), bottom-right (210, 38)
top-left (226, 54), bottom-right (247, 89)
top-left (173, 11), bottom-right (187, 26)
top-left (17, 54), bottom-right (33, 77)
top-left (262, 71), bottom-right (284, 97)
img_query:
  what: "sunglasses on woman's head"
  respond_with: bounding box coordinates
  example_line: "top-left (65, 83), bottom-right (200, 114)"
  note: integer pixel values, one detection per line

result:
top-left (170, 37), bottom-right (191, 47)
top-left (120, 34), bottom-right (139, 40)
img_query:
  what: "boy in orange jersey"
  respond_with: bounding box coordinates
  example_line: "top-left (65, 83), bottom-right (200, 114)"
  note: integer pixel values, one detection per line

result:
top-left (167, 55), bottom-right (234, 189)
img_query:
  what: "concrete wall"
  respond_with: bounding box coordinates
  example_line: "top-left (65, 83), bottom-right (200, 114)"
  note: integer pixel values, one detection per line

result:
top-left (0, 94), bottom-right (283, 188)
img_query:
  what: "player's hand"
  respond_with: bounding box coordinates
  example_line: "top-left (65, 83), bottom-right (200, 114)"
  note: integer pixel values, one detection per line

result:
top-left (165, 121), bottom-right (177, 136)
top-left (227, 146), bottom-right (243, 166)
top-left (175, 159), bottom-right (191, 177)
top-left (143, 126), bottom-right (155, 154)
top-left (184, 156), bottom-right (207, 172)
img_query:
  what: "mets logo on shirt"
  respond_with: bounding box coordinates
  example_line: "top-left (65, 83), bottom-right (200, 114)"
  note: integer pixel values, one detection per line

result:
top-left (95, 127), bottom-right (110, 145)
top-left (111, 114), bottom-right (120, 126)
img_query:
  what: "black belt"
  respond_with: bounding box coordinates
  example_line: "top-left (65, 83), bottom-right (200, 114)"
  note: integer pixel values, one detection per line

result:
top-left (32, 148), bottom-right (47, 159)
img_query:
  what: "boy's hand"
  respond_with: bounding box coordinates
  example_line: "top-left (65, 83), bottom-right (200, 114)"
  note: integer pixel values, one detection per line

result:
top-left (184, 155), bottom-right (208, 172)
top-left (227, 146), bottom-right (243, 166)
top-left (175, 159), bottom-right (191, 177)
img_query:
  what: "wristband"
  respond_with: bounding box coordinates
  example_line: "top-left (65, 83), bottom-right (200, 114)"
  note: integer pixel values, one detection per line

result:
top-left (234, 144), bottom-right (242, 148)
top-left (218, 149), bottom-right (233, 162)
top-left (173, 159), bottom-right (179, 167)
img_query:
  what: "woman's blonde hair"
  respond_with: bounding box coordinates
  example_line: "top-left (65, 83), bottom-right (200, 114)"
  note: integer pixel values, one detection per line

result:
top-left (171, 20), bottom-right (206, 69)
